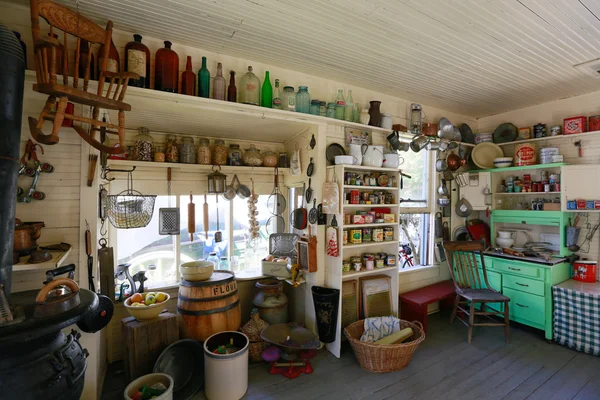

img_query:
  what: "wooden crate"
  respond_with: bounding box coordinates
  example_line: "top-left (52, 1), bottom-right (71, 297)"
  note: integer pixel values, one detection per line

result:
top-left (122, 312), bottom-right (179, 381)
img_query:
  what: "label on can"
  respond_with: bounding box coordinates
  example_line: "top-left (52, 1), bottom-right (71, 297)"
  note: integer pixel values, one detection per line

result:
top-left (373, 229), bottom-right (384, 242)
top-left (576, 199), bottom-right (587, 209)
top-left (350, 229), bottom-right (362, 244)
top-left (515, 143), bottom-right (537, 166)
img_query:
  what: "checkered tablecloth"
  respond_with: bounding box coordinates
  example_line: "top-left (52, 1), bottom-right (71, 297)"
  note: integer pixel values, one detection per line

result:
top-left (553, 284), bottom-right (600, 355)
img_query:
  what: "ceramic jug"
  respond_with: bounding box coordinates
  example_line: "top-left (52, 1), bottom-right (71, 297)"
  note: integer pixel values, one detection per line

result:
top-left (348, 144), bottom-right (363, 165)
top-left (361, 145), bottom-right (384, 167)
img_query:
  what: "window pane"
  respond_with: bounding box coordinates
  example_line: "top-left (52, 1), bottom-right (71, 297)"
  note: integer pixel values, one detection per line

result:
top-left (400, 150), bottom-right (429, 208)
top-left (116, 196), bottom-right (176, 288)
top-left (179, 194), bottom-right (230, 265)
top-left (232, 196), bottom-right (270, 274)
top-left (399, 213), bottom-right (430, 267)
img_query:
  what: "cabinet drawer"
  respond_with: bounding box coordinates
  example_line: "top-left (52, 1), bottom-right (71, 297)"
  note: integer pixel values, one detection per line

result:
top-left (503, 287), bottom-right (545, 327)
top-left (493, 260), bottom-right (542, 279)
top-left (502, 274), bottom-right (545, 296)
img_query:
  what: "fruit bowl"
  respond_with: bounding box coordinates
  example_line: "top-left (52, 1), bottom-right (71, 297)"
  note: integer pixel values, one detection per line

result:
top-left (124, 292), bottom-right (170, 321)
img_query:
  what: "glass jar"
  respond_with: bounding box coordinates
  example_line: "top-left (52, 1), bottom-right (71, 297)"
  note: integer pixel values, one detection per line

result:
top-left (179, 136), bottom-right (195, 164)
top-left (133, 127), bottom-right (154, 161)
top-left (296, 86), bottom-right (310, 114)
top-left (319, 101), bottom-right (327, 117)
top-left (154, 144), bottom-right (165, 162)
top-left (310, 99), bottom-right (320, 116)
top-left (207, 252), bottom-right (220, 269)
top-left (243, 144), bottom-right (263, 167)
top-left (239, 66), bottom-right (260, 105)
top-left (281, 86), bottom-right (296, 112)
top-left (262, 151), bottom-right (278, 167)
top-left (326, 102), bottom-right (336, 118)
top-left (165, 134), bottom-right (179, 163)
top-left (219, 256), bottom-right (229, 271)
top-left (197, 138), bottom-right (211, 165)
top-left (228, 144), bottom-right (242, 166)
top-left (213, 139), bottom-right (228, 165)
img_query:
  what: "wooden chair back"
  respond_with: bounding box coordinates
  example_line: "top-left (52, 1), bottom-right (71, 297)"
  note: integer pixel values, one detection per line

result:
top-left (30, 0), bottom-right (111, 92)
top-left (442, 240), bottom-right (493, 292)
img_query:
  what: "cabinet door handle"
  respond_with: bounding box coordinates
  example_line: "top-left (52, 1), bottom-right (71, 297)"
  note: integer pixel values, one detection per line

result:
top-left (516, 303), bottom-right (529, 308)
top-left (515, 282), bottom-right (529, 287)
top-left (508, 267), bottom-right (521, 271)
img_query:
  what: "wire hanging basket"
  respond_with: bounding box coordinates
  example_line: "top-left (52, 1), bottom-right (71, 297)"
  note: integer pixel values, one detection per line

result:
top-left (107, 171), bottom-right (156, 229)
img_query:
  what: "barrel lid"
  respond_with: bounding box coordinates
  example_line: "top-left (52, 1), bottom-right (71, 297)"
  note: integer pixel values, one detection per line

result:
top-left (181, 270), bottom-right (235, 287)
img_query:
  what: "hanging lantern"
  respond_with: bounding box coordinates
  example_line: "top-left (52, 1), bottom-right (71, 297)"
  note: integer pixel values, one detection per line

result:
top-left (409, 103), bottom-right (423, 135)
top-left (207, 165), bottom-right (227, 194)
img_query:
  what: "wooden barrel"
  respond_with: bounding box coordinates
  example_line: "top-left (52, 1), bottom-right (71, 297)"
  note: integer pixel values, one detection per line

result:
top-left (177, 271), bottom-right (241, 341)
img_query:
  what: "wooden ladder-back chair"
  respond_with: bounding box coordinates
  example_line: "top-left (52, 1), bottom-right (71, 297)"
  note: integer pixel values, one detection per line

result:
top-left (442, 240), bottom-right (511, 344)
top-left (29, 0), bottom-right (139, 153)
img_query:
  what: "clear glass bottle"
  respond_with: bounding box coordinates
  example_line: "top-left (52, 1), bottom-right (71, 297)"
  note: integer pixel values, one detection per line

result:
top-left (239, 66), bottom-right (260, 105)
top-left (281, 86), bottom-right (296, 112)
top-left (133, 127), bottom-right (154, 161)
top-left (335, 89), bottom-right (346, 120)
top-left (228, 144), bottom-right (242, 166)
top-left (213, 62), bottom-right (226, 100)
top-left (296, 86), bottom-right (310, 114)
top-left (272, 79), bottom-right (282, 109)
top-left (181, 56), bottom-right (196, 96)
top-left (207, 252), bottom-right (220, 269)
top-left (319, 101), bottom-right (327, 117)
top-left (310, 99), bottom-right (320, 115)
top-left (124, 34), bottom-right (150, 88)
top-left (344, 89), bottom-right (354, 121)
top-left (198, 56), bottom-right (210, 98)
top-left (227, 70), bottom-right (237, 102)
top-left (261, 71), bottom-right (272, 108)
top-left (165, 134), bottom-right (179, 163)
top-left (213, 139), bottom-right (228, 165)
top-left (326, 102), bottom-right (336, 118)
top-left (154, 41), bottom-right (178, 93)
top-left (197, 138), bottom-right (211, 165)
top-left (179, 136), bottom-right (195, 164)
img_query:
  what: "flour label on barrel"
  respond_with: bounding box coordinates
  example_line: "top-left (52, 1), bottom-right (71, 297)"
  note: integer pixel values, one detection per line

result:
top-left (214, 281), bottom-right (237, 296)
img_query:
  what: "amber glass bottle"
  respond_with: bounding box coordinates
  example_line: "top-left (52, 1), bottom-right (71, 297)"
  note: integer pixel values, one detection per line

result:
top-left (154, 41), bottom-right (179, 93)
top-left (77, 39), bottom-right (95, 80)
top-left (124, 34), bottom-right (150, 88)
top-left (181, 56), bottom-right (196, 96)
top-left (227, 71), bottom-right (237, 102)
top-left (97, 39), bottom-right (120, 79)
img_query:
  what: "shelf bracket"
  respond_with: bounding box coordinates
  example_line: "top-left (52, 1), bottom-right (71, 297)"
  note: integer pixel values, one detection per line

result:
top-left (101, 166), bottom-right (136, 182)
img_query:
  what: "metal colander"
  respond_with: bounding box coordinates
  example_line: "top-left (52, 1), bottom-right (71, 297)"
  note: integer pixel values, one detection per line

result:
top-left (107, 172), bottom-right (156, 229)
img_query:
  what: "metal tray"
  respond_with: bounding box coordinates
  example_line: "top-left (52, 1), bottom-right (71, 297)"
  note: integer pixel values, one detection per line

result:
top-left (269, 233), bottom-right (299, 257)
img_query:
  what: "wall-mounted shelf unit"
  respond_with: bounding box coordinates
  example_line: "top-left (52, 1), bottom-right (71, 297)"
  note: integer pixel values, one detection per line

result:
top-left (105, 159), bottom-right (289, 176)
top-left (13, 246), bottom-right (72, 272)
top-left (491, 131), bottom-right (600, 147)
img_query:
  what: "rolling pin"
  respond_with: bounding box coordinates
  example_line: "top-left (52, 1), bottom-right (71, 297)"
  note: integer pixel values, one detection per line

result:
top-left (502, 247), bottom-right (524, 257)
top-left (188, 193), bottom-right (195, 242)
top-left (203, 193), bottom-right (209, 239)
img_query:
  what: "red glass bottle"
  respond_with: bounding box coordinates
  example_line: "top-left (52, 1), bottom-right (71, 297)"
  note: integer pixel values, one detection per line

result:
top-left (181, 56), bottom-right (196, 96)
top-left (227, 71), bottom-right (237, 102)
top-left (154, 41), bottom-right (179, 93)
top-left (77, 39), bottom-right (95, 81)
top-left (97, 39), bottom-right (120, 79)
top-left (124, 34), bottom-right (150, 88)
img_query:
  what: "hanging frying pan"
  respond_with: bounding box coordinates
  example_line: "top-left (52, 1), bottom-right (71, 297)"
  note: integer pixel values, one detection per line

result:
top-left (305, 178), bottom-right (313, 202)
top-left (309, 199), bottom-right (318, 224)
top-left (291, 183), bottom-right (307, 230)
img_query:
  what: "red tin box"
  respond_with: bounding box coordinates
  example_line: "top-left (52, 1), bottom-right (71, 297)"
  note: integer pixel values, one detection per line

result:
top-left (573, 261), bottom-right (597, 283)
top-left (589, 115), bottom-right (600, 132)
top-left (564, 116), bottom-right (587, 134)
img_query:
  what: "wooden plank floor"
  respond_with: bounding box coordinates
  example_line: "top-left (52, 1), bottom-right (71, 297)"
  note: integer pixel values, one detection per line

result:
top-left (102, 313), bottom-right (600, 400)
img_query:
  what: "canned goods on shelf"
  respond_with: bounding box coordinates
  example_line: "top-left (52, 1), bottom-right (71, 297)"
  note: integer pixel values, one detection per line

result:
top-left (350, 229), bottom-right (362, 244)
top-left (373, 228), bottom-right (384, 242)
top-left (383, 227), bottom-right (394, 241)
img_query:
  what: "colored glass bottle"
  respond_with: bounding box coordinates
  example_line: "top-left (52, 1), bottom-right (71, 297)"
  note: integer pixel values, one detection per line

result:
top-left (124, 34), bottom-right (150, 88)
top-left (344, 89), bottom-right (354, 121)
top-left (227, 71), bottom-right (237, 102)
top-left (261, 71), bottom-right (273, 108)
top-left (98, 39), bottom-right (120, 79)
top-left (335, 89), bottom-right (345, 120)
top-left (198, 56), bottom-right (210, 98)
top-left (239, 66), bottom-right (260, 105)
top-left (213, 62), bottom-right (226, 100)
top-left (181, 56), bottom-right (196, 96)
top-left (272, 79), bottom-right (282, 109)
top-left (77, 39), bottom-right (95, 81)
top-left (154, 41), bottom-right (179, 93)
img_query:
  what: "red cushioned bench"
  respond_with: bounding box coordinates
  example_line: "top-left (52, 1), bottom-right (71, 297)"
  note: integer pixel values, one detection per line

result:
top-left (399, 280), bottom-right (456, 334)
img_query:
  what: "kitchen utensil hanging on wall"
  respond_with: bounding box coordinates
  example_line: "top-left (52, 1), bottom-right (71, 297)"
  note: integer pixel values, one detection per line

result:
top-left (268, 168), bottom-right (286, 215)
top-left (455, 196), bottom-right (473, 218)
top-left (317, 203), bottom-right (327, 225)
top-left (203, 194), bottom-right (209, 239)
top-left (215, 195), bottom-right (223, 242)
top-left (442, 222), bottom-right (450, 241)
top-left (85, 221), bottom-right (95, 292)
top-left (159, 167), bottom-right (180, 235)
top-left (309, 199), bottom-right (318, 224)
top-left (307, 157), bottom-right (314, 177)
top-left (292, 182), bottom-right (308, 230)
top-left (326, 216), bottom-right (339, 257)
top-left (309, 134), bottom-right (316, 150)
top-left (305, 178), bottom-right (313, 202)
top-left (188, 193), bottom-right (195, 242)
top-left (434, 212), bottom-right (443, 238)
top-left (98, 238), bottom-right (114, 300)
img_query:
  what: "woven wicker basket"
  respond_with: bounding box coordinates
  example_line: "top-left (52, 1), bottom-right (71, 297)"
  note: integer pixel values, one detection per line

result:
top-left (344, 319), bottom-right (425, 373)
top-left (248, 340), bottom-right (268, 362)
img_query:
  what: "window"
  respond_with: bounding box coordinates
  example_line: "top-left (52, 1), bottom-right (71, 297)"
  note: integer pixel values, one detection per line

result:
top-left (399, 213), bottom-right (430, 267)
top-left (115, 193), bottom-right (273, 289)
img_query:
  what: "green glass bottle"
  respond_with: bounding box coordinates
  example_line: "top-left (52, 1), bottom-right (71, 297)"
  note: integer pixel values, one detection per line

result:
top-left (261, 71), bottom-right (273, 108)
top-left (198, 56), bottom-right (210, 98)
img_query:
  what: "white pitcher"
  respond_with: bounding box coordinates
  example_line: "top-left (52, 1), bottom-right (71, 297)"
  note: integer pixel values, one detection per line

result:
top-left (361, 145), bottom-right (384, 167)
top-left (348, 144), bottom-right (362, 165)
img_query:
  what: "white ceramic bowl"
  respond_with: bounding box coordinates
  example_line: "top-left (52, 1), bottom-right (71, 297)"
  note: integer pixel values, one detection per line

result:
top-left (472, 142), bottom-right (504, 169)
top-left (493, 157), bottom-right (513, 168)
top-left (124, 293), bottom-right (170, 321)
top-left (334, 155), bottom-right (355, 165)
top-left (496, 238), bottom-right (515, 248)
top-left (180, 260), bottom-right (214, 281)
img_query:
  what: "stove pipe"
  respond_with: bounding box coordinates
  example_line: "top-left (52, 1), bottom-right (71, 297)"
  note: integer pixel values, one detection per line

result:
top-left (0, 24), bottom-right (25, 297)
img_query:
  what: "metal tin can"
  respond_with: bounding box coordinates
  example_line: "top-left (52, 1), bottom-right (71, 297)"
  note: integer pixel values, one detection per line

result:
top-left (383, 227), bottom-right (394, 241)
top-left (343, 230), bottom-right (348, 245)
top-left (544, 184), bottom-right (551, 192)
top-left (373, 228), bottom-right (384, 242)
top-left (550, 125), bottom-right (561, 136)
top-left (533, 183), bottom-right (540, 192)
top-left (342, 260), bottom-right (351, 273)
top-left (533, 123), bottom-right (547, 138)
top-left (350, 229), bottom-right (362, 244)
top-left (344, 214), bottom-right (351, 225)
top-left (589, 115), bottom-right (600, 132)
top-left (375, 258), bottom-right (385, 268)
top-left (362, 228), bottom-right (372, 242)
top-left (554, 183), bottom-right (560, 191)
top-left (386, 254), bottom-right (397, 266)
top-left (573, 261), bottom-right (597, 283)
top-left (350, 190), bottom-right (360, 204)
top-left (350, 256), bottom-right (362, 271)
top-left (540, 170), bottom-right (548, 182)
top-left (549, 173), bottom-right (560, 183)
top-left (514, 142), bottom-right (537, 166)
top-left (564, 116), bottom-right (587, 134)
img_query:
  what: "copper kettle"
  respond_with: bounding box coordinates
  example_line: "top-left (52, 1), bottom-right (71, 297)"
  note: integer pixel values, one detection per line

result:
top-left (446, 153), bottom-right (461, 172)
top-left (14, 221), bottom-right (45, 253)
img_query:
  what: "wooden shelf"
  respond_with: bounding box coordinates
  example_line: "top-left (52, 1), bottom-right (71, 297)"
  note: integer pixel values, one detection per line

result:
top-left (494, 192), bottom-right (561, 196)
top-left (343, 241), bottom-right (398, 250)
top-left (106, 159), bottom-right (289, 175)
top-left (493, 130), bottom-right (600, 147)
top-left (342, 265), bottom-right (398, 279)
top-left (343, 204), bottom-right (399, 208)
top-left (13, 246), bottom-right (72, 272)
top-left (329, 164), bottom-right (402, 173)
top-left (343, 185), bottom-right (398, 191)
top-left (480, 163), bottom-right (566, 173)
top-left (343, 223), bottom-right (397, 228)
